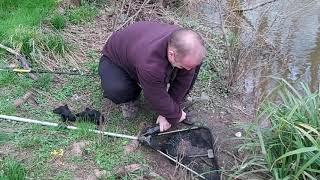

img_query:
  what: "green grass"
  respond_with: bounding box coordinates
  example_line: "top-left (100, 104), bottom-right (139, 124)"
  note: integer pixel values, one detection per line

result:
top-left (231, 79), bottom-right (320, 179)
top-left (0, 0), bottom-right (56, 41)
top-left (5, 27), bottom-right (71, 60)
top-left (0, 157), bottom-right (26, 180)
top-left (0, 59), bottom-right (54, 115)
top-left (67, 3), bottom-right (98, 24)
top-left (50, 13), bottom-right (66, 30)
top-left (53, 170), bottom-right (72, 180)
top-left (44, 33), bottom-right (71, 55)
top-left (0, 63), bottom-right (147, 178)
top-left (0, 132), bottom-right (12, 144)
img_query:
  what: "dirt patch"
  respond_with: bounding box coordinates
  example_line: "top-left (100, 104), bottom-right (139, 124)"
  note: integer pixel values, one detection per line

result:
top-left (0, 142), bottom-right (31, 163)
top-left (0, 143), bottom-right (16, 156)
top-left (143, 147), bottom-right (177, 179)
top-left (49, 140), bottom-right (106, 180)
top-left (67, 140), bottom-right (90, 156)
top-left (62, 7), bottom-right (113, 56)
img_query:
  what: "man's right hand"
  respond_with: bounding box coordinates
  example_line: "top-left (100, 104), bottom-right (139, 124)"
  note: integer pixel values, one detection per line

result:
top-left (156, 110), bottom-right (187, 132)
top-left (156, 115), bottom-right (171, 132)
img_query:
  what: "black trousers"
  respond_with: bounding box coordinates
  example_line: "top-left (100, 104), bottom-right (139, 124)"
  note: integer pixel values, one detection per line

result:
top-left (98, 55), bottom-right (201, 104)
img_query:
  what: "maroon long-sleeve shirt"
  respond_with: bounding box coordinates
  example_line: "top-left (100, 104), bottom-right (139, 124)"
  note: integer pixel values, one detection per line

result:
top-left (102, 21), bottom-right (196, 124)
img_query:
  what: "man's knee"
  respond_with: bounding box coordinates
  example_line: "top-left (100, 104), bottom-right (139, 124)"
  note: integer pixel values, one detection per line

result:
top-left (102, 82), bottom-right (129, 104)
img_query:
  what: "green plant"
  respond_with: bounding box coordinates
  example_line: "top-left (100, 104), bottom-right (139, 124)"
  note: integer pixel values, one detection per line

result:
top-left (44, 34), bottom-right (70, 55)
top-left (0, 157), bottom-right (26, 180)
top-left (51, 14), bottom-right (66, 30)
top-left (0, 132), bottom-right (11, 144)
top-left (70, 121), bottom-right (96, 140)
top-left (231, 79), bottom-right (320, 179)
top-left (67, 4), bottom-right (97, 24)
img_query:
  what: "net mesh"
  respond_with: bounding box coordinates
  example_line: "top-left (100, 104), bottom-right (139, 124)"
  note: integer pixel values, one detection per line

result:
top-left (148, 127), bottom-right (220, 180)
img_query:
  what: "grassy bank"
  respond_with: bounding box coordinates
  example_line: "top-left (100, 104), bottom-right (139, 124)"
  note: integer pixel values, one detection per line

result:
top-left (0, 0), bottom-right (56, 40)
top-left (232, 80), bottom-right (320, 179)
top-left (0, 1), bottom-right (149, 179)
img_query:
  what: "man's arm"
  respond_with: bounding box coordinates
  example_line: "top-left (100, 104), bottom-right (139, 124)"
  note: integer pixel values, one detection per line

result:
top-left (137, 68), bottom-right (182, 125)
top-left (168, 68), bottom-right (196, 103)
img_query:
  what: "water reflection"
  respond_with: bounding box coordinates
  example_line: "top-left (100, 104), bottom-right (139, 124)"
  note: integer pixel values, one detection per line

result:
top-left (237, 0), bottom-right (320, 111)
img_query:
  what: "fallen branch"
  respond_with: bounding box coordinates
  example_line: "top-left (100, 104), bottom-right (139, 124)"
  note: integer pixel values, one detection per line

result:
top-left (0, 43), bottom-right (37, 80)
top-left (13, 91), bottom-right (34, 107)
top-left (233, 0), bottom-right (279, 12)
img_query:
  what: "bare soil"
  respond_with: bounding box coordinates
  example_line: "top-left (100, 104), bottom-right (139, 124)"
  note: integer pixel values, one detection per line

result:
top-left (48, 140), bottom-right (106, 180)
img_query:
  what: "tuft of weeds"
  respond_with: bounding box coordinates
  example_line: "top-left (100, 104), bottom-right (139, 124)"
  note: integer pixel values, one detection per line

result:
top-left (4, 27), bottom-right (75, 69)
top-left (67, 3), bottom-right (98, 24)
top-left (0, 157), bottom-right (26, 180)
top-left (43, 33), bottom-right (70, 56)
top-left (231, 79), bottom-right (320, 179)
top-left (50, 13), bottom-right (66, 30)
top-left (70, 121), bottom-right (97, 140)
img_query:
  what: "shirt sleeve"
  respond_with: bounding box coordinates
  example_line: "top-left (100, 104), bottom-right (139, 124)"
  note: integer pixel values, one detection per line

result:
top-left (137, 68), bottom-right (182, 125)
top-left (168, 68), bottom-right (195, 103)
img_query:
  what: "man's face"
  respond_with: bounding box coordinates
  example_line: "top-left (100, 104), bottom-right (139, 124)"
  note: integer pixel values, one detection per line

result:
top-left (168, 49), bottom-right (201, 70)
top-left (175, 54), bottom-right (201, 70)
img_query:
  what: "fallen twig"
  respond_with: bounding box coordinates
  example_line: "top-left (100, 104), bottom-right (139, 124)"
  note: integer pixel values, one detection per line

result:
top-left (115, 0), bottom-right (152, 31)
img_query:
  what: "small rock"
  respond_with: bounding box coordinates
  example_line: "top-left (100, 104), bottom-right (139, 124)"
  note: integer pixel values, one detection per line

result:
top-left (72, 94), bottom-right (80, 101)
top-left (235, 132), bottom-right (242, 137)
top-left (200, 92), bottom-right (210, 101)
top-left (114, 163), bottom-right (141, 175)
top-left (94, 169), bottom-right (106, 178)
top-left (259, 118), bottom-right (271, 129)
top-left (70, 141), bottom-right (90, 156)
top-left (187, 96), bottom-right (193, 102)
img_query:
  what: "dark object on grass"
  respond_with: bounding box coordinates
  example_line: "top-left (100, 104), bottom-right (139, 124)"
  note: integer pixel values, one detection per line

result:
top-left (53, 104), bottom-right (76, 122)
top-left (76, 108), bottom-right (105, 125)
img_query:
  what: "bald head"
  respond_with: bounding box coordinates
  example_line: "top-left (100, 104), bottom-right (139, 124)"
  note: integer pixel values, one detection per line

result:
top-left (168, 29), bottom-right (206, 63)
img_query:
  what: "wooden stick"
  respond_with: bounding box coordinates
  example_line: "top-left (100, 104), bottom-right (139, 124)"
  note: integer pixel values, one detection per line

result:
top-left (0, 43), bottom-right (37, 80)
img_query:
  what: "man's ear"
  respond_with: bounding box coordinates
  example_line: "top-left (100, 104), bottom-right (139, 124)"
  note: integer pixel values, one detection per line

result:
top-left (167, 48), bottom-right (175, 61)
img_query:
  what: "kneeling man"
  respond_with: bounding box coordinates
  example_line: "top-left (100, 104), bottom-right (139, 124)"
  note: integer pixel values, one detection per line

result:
top-left (98, 21), bottom-right (206, 132)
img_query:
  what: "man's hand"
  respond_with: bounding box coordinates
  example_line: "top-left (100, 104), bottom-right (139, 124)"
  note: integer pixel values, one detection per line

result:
top-left (156, 110), bottom-right (187, 132)
top-left (156, 115), bottom-right (171, 132)
top-left (179, 110), bottom-right (186, 122)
